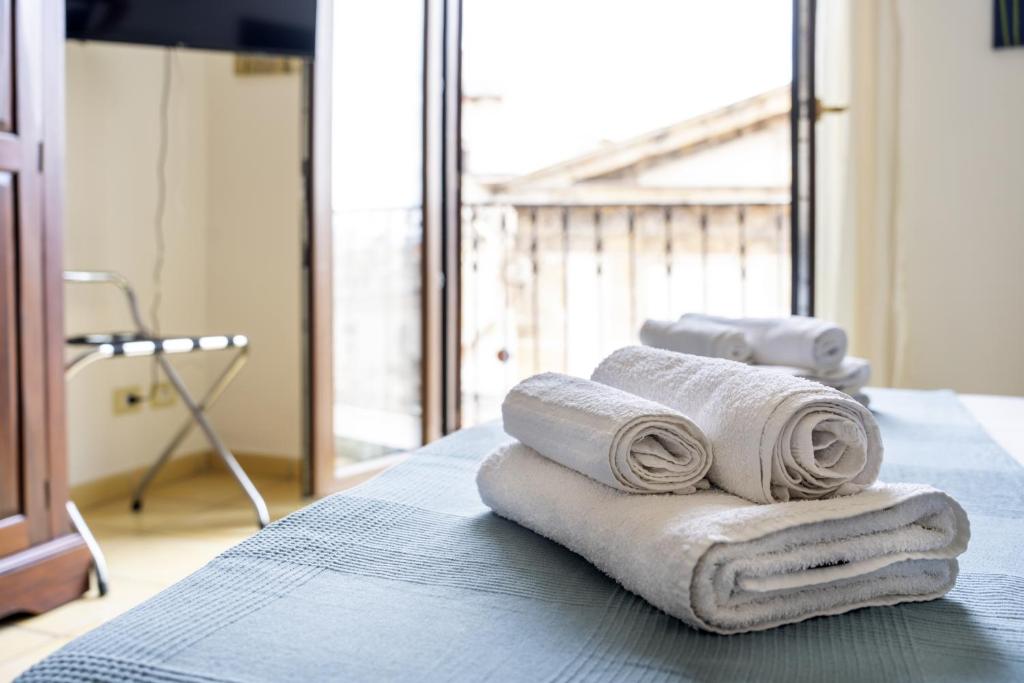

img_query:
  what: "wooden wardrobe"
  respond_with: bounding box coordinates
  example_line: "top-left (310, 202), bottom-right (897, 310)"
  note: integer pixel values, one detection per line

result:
top-left (0, 0), bottom-right (92, 618)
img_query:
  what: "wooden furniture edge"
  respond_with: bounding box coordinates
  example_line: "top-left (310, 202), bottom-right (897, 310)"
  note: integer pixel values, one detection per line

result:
top-left (0, 533), bottom-right (91, 619)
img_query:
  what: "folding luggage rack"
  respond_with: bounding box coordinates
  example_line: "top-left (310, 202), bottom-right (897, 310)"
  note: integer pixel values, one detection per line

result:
top-left (63, 270), bottom-right (271, 595)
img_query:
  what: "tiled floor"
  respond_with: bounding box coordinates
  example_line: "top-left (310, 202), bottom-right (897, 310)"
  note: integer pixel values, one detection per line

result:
top-left (0, 470), bottom-right (310, 681)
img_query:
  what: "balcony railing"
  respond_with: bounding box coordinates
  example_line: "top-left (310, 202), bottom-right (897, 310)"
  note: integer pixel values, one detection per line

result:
top-left (332, 206), bottom-right (424, 459)
top-left (330, 201), bottom-right (793, 446)
top-left (460, 201), bottom-right (791, 426)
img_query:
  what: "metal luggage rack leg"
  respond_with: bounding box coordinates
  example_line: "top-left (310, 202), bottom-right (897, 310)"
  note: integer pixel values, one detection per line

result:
top-left (63, 270), bottom-right (272, 594)
top-left (131, 348), bottom-right (269, 527)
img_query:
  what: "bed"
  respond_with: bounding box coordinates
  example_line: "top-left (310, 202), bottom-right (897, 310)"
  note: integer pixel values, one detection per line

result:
top-left (17, 389), bottom-right (1024, 682)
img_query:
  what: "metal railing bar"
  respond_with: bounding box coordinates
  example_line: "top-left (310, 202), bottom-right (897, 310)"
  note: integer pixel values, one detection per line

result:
top-left (470, 206), bottom-right (481, 420)
top-left (627, 207), bottom-right (638, 334)
top-left (500, 209), bottom-right (510, 391)
top-left (463, 200), bottom-right (787, 210)
top-left (700, 209), bottom-right (709, 312)
top-left (776, 206), bottom-right (786, 310)
top-left (530, 207), bottom-right (540, 374)
top-left (561, 206), bottom-right (570, 373)
top-left (594, 207), bottom-right (604, 353)
top-left (738, 205), bottom-right (748, 316)
top-left (664, 206), bottom-right (674, 314)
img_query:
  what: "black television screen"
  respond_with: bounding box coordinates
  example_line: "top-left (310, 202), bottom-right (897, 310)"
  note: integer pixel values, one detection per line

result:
top-left (66, 0), bottom-right (318, 57)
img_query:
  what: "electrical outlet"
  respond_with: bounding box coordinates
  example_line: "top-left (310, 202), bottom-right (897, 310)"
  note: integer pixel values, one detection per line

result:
top-left (149, 382), bottom-right (177, 409)
top-left (113, 385), bottom-right (145, 415)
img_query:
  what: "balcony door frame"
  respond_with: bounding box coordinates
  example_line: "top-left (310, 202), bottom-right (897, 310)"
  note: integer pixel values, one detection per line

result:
top-left (791, 0), bottom-right (817, 316)
top-left (306, 0), bottom-right (462, 495)
top-left (422, 0), bottom-right (463, 443)
top-left (307, 0), bottom-right (814, 495)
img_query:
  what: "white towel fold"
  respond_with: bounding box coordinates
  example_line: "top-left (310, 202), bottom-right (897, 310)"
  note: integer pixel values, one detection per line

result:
top-left (759, 356), bottom-right (872, 395)
top-left (640, 318), bottom-right (752, 363)
top-left (477, 442), bottom-right (969, 634)
top-left (683, 313), bottom-right (847, 372)
top-left (502, 372), bottom-right (711, 494)
top-left (592, 346), bottom-right (882, 503)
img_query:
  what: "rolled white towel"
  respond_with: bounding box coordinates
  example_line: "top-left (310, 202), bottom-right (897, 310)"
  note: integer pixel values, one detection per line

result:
top-left (502, 372), bottom-right (711, 494)
top-left (477, 442), bottom-right (969, 634)
top-left (759, 356), bottom-right (872, 395)
top-left (639, 318), bottom-right (752, 363)
top-left (592, 346), bottom-right (882, 503)
top-left (683, 313), bottom-right (847, 372)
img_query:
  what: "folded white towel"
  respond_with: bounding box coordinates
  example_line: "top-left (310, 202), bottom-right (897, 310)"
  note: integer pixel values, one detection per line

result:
top-left (502, 372), bottom-right (711, 494)
top-left (592, 346), bottom-right (882, 503)
top-left (477, 443), bottom-right (969, 634)
top-left (640, 318), bottom-right (752, 363)
top-left (759, 356), bottom-right (872, 395)
top-left (683, 313), bottom-right (847, 372)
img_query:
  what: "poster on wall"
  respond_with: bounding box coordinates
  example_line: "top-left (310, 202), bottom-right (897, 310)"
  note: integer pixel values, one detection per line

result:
top-left (995, 0), bottom-right (1023, 47)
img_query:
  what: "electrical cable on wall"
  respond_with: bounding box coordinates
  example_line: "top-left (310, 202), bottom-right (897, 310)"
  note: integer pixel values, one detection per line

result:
top-left (149, 49), bottom-right (173, 398)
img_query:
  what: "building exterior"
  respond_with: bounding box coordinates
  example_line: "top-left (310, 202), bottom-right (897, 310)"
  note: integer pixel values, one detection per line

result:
top-left (460, 87), bottom-right (793, 424)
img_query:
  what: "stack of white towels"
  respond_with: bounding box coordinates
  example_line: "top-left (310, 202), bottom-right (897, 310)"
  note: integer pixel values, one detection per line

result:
top-left (639, 313), bottom-right (872, 405)
top-left (477, 346), bottom-right (970, 635)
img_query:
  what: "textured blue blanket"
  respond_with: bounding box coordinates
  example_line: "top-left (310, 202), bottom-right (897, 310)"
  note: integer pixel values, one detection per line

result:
top-left (18, 389), bottom-right (1024, 682)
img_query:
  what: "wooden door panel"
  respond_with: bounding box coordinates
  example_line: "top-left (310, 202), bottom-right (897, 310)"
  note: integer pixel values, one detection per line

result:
top-left (0, 0), bottom-right (11, 132)
top-left (0, 0), bottom-right (26, 549)
top-left (13, 0), bottom-right (50, 546)
top-left (0, 0), bottom-right (49, 547)
top-left (0, 514), bottom-right (29, 556)
top-left (0, 0), bottom-right (88, 619)
top-left (0, 171), bottom-right (19, 525)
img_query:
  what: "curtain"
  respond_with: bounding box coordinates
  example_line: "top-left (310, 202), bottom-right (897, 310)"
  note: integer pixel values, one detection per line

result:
top-left (816, 0), bottom-right (905, 386)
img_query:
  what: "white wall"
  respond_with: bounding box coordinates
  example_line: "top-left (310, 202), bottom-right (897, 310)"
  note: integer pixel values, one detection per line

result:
top-left (203, 55), bottom-right (304, 458)
top-left (65, 44), bottom-right (212, 485)
top-left (893, 0), bottom-right (1024, 395)
top-left (64, 44), bottom-right (304, 485)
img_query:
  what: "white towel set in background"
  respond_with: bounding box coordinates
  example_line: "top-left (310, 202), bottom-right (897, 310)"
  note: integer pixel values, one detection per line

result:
top-left (685, 314), bottom-right (848, 372)
top-left (645, 313), bottom-right (848, 372)
top-left (640, 313), bottom-right (868, 399)
top-left (639, 318), bottom-right (752, 363)
top-left (502, 372), bottom-right (711, 494)
top-left (760, 356), bottom-right (873, 404)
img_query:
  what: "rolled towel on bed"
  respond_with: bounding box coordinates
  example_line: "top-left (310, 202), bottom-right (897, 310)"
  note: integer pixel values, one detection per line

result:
top-left (502, 372), bottom-right (711, 494)
top-left (640, 318), bottom-right (752, 363)
top-left (592, 346), bottom-right (882, 503)
top-left (683, 313), bottom-right (847, 372)
top-left (759, 356), bottom-right (872, 395)
top-left (477, 442), bottom-right (969, 634)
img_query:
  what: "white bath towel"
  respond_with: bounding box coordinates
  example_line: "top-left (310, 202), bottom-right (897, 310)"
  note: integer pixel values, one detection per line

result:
top-left (502, 372), bottom-right (711, 494)
top-left (640, 318), bottom-right (752, 363)
top-left (592, 346), bottom-right (882, 503)
top-left (684, 313), bottom-right (847, 372)
top-left (477, 442), bottom-right (969, 634)
top-left (759, 356), bottom-right (872, 395)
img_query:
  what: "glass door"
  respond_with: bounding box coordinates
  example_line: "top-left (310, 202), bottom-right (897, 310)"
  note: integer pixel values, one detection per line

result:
top-left (309, 0), bottom-right (818, 489)
top-left (330, 0), bottom-right (425, 468)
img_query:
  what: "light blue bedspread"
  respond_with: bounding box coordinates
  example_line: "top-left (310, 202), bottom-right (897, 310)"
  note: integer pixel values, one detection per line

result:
top-left (18, 389), bottom-right (1024, 682)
